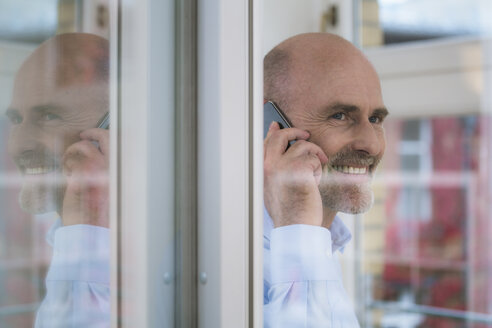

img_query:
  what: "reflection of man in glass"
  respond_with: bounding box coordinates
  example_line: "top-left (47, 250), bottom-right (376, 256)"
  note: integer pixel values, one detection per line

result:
top-left (263, 33), bottom-right (388, 327)
top-left (6, 33), bottom-right (110, 327)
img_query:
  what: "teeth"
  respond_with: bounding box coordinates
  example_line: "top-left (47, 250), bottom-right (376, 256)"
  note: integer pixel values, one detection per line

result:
top-left (332, 165), bottom-right (368, 175)
top-left (25, 167), bottom-right (52, 175)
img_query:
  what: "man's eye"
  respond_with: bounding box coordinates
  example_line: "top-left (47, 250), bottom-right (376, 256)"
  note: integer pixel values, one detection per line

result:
top-left (41, 113), bottom-right (61, 121)
top-left (331, 112), bottom-right (346, 120)
top-left (369, 116), bottom-right (381, 124)
top-left (8, 114), bottom-right (22, 125)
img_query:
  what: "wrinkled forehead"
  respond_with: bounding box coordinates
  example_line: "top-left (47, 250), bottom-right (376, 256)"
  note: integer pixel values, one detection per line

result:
top-left (287, 51), bottom-right (382, 100)
top-left (9, 70), bottom-right (108, 123)
top-left (12, 50), bottom-right (108, 106)
top-left (12, 65), bottom-right (108, 106)
top-left (15, 34), bottom-right (109, 90)
top-left (17, 53), bottom-right (95, 90)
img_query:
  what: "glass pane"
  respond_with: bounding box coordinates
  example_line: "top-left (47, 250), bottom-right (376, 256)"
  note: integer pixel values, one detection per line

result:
top-left (262, 1), bottom-right (492, 327)
top-left (0, 1), bottom-right (112, 326)
top-left (359, 1), bottom-right (492, 327)
top-left (361, 0), bottom-right (492, 47)
top-left (262, 2), bottom-right (385, 327)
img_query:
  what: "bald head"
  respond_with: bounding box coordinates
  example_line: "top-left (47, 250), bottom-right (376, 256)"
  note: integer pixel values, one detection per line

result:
top-left (264, 33), bottom-right (378, 115)
top-left (10, 33), bottom-right (109, 128)
top-left (16, 33), bottom-right (109, 90)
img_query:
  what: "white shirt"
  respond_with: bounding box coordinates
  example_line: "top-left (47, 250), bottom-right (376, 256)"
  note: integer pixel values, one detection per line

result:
top-left (36, 211), bottom-right (359, 327)
top-left (35, 219), bottom-right (110, 328)
top-left (263, 207), bottom-right (360, 327)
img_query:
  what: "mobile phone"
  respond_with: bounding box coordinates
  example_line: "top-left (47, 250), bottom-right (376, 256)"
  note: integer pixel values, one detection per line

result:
top-left (97, 112), bottom-right (110, 129)
top-left (264, 101), bottom-right (295, 147)
top-left (91, 112), bottom-right (109, 148)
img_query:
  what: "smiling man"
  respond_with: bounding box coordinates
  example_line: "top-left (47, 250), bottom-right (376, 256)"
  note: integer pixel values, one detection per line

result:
top-left (7, 33), bottom-right (109, 226)
top-left (263, 33), bottom-right (387, 327)
top-left (6, 33), bottom-right (110, 327)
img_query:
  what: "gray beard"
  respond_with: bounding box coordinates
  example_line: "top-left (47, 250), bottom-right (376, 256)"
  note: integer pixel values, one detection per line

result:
top-left (18, 175), bottom-right (63, 215)
top-left (319, 178), bottom-right (374, 214)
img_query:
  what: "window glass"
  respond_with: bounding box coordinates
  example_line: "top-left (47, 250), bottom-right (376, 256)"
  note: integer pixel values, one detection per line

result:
top-left (0, 1), bottom-right (112, 326)
top-left (262, 0), bottom-right (492, 327)
top-left (359, 1), bottom-right (492, 326)
top-left (361, 0), bottom-right (492, 47)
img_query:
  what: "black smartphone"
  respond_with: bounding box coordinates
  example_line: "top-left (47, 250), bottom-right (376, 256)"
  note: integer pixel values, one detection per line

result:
top-left (91, 112), bottom-right (109, 148)
top-left (97, 112), bottom-right (110, 129)
top-left (264, 101), bottom-right (295, 147)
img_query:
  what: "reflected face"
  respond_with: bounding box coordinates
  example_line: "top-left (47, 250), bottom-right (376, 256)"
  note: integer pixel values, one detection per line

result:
top-left (6, 56), bottom-right (107, 214)
top-left (286, 50), bottom-right (387, 214)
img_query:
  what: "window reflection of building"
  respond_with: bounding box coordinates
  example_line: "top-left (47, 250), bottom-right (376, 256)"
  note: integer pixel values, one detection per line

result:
top-left (361, 36), bottom-right (492, 327)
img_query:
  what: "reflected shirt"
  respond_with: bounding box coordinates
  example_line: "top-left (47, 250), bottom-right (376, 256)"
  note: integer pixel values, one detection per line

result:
top-left (263, 207), bottom-right (360, 327)
top-left (35, 219), bottom-right (110, 328)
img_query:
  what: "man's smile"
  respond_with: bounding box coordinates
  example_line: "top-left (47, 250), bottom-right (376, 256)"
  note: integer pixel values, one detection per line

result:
top-left (14, 151), bottom-right (60, 177)
top-left (23, 166), bottom-right (57, 175)
top-left (331, 165), bottom-right (368, 175)
top-left (322, 164), bottom-right (373, 184)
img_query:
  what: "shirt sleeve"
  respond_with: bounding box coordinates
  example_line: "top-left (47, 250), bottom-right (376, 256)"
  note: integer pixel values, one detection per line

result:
top-left (264, 224), bottom-right (360, 328)
top-left (35, 224), bottom-right (110, 328)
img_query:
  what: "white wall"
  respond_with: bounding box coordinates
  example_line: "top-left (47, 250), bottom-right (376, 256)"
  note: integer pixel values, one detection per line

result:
top-left (263, 0), bottom-right (354, 54)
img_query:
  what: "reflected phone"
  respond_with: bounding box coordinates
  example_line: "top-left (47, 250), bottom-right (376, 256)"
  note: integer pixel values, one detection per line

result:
top-left (97, 112), bottom-right (110, 129)
top-left (264, 101), bottom-right (295, 147)
top-left (91, 112), bottom-right (109, 148)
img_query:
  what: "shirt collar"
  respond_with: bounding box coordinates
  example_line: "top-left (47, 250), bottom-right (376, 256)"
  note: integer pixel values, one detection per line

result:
top-left (46, 218), bottom-right (62, 247)
top-left (263, 205), bottom-right (352, 254)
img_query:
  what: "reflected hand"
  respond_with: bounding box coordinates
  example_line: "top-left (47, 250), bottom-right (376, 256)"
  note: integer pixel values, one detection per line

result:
top-left (264, 122), bottom-right (328, 228)
top-left (61, 128), bottom-right (109, 227)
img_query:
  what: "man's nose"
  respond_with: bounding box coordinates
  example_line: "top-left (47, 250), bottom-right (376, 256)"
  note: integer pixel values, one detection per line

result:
top-left (350, 120), bottom-right (383, 156)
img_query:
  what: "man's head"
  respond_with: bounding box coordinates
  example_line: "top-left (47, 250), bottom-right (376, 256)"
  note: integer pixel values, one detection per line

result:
top-left (264, 33), bottom-right (387, 214)
top-left (6, 33), bottom-right (109, 214)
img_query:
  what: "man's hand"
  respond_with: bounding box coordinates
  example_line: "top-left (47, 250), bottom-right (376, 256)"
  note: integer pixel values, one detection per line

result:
top-left (264, 122), bottom-right (328, 228)
top-left (61, 128), bottom-right (109, 227)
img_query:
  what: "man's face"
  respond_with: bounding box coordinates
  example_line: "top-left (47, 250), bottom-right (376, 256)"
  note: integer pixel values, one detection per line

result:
top-left (286, 52), bottom-right (387, 214)
top-left (6, 59), bottom-right (107, 214)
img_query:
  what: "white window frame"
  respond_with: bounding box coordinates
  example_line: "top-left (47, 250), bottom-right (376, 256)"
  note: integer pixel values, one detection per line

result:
top-left (197, 0), bottom-right (263, 326)
top-left (110, 0), bottom-right (176, 326)
top-left (111, 0), bottom-right (264, 326)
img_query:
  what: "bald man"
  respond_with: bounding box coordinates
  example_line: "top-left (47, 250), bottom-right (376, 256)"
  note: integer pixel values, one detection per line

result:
top-left (263, 33), bottom-right (387, 327)
top-left (6, 33), bottom-right (110, 327)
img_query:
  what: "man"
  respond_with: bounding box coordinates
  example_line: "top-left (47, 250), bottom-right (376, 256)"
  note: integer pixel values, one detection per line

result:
top-left (6, 33), bottom-right (110, 327)
top-left (263, 33), bottom-right (388, 327)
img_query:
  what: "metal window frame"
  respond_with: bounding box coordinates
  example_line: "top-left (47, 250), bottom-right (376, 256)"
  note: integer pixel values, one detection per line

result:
top-left (175, 0), bottom-right (198, 326)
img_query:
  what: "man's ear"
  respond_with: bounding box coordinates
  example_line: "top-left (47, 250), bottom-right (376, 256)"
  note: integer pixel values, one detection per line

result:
top-left (263, 98), bottom-right (268, 104)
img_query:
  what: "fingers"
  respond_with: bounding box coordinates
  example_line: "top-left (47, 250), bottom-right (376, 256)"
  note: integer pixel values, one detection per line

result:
top-left (264, 126), bottom-right (328, 167)
top-left (264, 122), bottom-right (310, 157)
top-left (80, 128), bottom-right (110, 154)
top-left (288, 140), bottom-right (329, 165)
top-left (287, 150), bottom-right (324, 185)
top-left (63, 139), bottom-right (107, 176)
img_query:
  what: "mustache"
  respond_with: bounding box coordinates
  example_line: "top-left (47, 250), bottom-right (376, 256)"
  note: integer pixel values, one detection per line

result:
top-left (14, 150), bottom-right (60, 170)
top-left (327, 147), bottom-right (381, 170)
